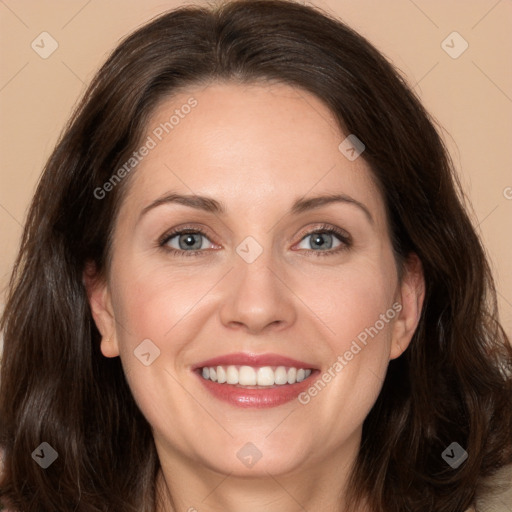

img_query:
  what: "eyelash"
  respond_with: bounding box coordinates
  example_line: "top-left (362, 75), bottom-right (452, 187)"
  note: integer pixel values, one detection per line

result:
top-left (158, 223), bottom-right (352, 258)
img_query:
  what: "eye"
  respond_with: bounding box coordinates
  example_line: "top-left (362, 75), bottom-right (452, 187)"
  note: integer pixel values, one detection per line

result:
top-left (159, 227), bottom-right (216, 257)
top-left (294, 224), bottom-right (351, 256)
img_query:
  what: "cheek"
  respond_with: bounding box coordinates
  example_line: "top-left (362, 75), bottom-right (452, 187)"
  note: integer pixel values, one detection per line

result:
top-left (293, 257), bottom-right (398, 426)
top-left (111, 256), bottom-right (211, 343)
top-left (107, 259), bottom-right (195, 395)
top-left (110, 267), bottom-right (201, 449)
top-left (300, 255), bottom-right (398, 356)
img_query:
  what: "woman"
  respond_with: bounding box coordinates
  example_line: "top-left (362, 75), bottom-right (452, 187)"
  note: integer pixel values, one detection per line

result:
top-left (1, 0), bottom-right (511, 510)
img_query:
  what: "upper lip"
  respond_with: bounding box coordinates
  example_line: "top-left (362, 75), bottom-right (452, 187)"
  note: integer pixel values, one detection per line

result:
top-left (192, 352), bottom-right (317, 370)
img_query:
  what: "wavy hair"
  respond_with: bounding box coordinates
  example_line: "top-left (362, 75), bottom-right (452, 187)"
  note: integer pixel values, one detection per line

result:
top-left (1, 1), bottom-right (511, 510)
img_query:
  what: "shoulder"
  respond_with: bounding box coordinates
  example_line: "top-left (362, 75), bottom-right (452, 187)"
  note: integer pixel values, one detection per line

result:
top-left (473, 463), bottom-right (512, 512)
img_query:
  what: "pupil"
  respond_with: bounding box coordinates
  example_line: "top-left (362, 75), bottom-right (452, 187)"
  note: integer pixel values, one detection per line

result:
top-left (181, 234), bottom-right (200, 249)
top-left (313, 233), bottom-right (332, 249)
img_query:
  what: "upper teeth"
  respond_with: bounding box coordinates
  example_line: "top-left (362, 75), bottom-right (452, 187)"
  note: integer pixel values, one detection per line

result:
top-left (201, 365), bottom-right (312, 386)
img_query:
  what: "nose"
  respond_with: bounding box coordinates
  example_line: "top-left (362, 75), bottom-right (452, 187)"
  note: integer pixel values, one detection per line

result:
top-left (219, 252), bottom-right (297, 335)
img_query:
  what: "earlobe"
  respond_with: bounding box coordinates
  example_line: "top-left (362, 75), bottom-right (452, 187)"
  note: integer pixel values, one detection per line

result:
top-left (83, 261), bottom-right (120, 358)
top-left (392, 340), bottom-right (403, 359)
top-left (100, 334), bottom-right (120, 358)
top-left (390, 253), bottom-right (425, 360)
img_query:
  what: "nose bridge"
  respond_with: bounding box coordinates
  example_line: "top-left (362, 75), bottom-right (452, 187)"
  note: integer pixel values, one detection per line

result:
top-left (219, 235), bottom-right (296, 333)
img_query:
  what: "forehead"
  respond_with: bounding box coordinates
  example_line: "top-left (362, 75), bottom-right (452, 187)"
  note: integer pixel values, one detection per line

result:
top-left (119, 81), bottom-right (386, 226)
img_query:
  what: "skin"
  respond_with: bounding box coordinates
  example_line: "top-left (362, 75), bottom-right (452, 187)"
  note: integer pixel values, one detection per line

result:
top-left (86, 81), bottom-right (425, 512)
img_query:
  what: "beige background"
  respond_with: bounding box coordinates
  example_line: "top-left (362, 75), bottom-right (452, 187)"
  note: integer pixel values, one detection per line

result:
top-left (0, 0), bottom-right (511, 338)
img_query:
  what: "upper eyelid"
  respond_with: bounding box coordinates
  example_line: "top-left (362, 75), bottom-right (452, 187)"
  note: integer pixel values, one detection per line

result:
top-left (159, 225), bottom-right (217, 246)
top-left (295, 224), bottom-right (351, 242)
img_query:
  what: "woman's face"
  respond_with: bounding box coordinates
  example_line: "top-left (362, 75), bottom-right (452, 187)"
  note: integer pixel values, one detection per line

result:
top-left (88, 81), bottom-right (423, 480)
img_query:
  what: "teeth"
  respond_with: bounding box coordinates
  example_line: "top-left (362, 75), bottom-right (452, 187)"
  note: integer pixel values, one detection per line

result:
top-left (239, 366), bottom-right (257, 385)
top-left (274, 366), bottom-right (288, 385)
top-left (216, 365), bottom-right (226, 383)
top-left (226, 365), bottom-right (239, 385)
top-left (200, 365), bottom-right (314, 386)
top-left (257, 366), bottom-right (275, 386)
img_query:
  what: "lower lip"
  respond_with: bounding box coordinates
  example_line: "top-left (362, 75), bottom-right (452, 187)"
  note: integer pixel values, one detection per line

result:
top-left (195, 370), bottom-right (318, 408)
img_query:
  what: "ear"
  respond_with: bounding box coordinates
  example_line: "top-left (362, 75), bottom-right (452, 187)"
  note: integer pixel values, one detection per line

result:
top-left (83, 261), bottom-right (120, 358)
top-left (390, 253), bottom-right (425, 360)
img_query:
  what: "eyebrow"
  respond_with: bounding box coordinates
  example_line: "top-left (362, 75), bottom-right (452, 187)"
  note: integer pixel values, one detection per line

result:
top-left (138, 192), bottom-right (374, 224)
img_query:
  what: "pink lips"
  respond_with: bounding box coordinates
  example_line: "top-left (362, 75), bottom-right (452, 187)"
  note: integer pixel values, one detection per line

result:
top-left (193, 352), bottom-right (318, 408)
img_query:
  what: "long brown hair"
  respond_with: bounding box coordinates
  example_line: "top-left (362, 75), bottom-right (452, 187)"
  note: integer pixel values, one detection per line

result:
top-left (1, 1), bottom-right (511, 510)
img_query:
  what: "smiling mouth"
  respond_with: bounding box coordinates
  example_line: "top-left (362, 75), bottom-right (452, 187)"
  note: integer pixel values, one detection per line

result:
top-left (198, 365), bottom-right (313, 387)
top-left (193, 353), bottom-right (319, 407)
